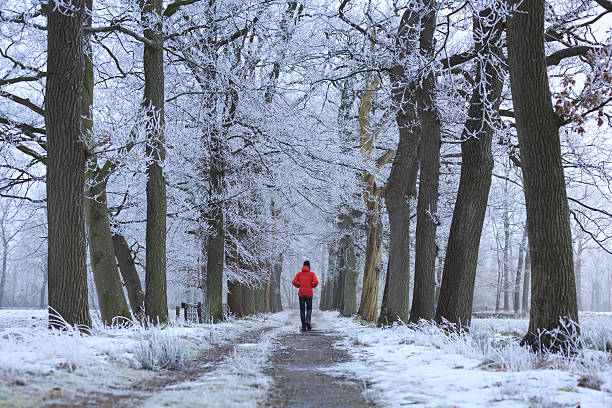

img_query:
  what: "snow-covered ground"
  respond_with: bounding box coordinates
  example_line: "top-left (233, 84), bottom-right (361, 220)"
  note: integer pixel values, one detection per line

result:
top-left (0, 309), bottom-right (294, 407)
top-left (323, 312), bottom-right (612, 407)
top-left (2, 309), bottom-right (611, 407)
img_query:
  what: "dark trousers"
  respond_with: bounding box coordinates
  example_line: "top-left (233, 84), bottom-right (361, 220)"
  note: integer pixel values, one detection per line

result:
top-left (299, 296), bottom-right (313, 328)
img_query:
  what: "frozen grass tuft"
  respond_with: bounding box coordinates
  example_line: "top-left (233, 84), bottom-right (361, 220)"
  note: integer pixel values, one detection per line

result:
top-left (134, 328), bottom-right (186, 370)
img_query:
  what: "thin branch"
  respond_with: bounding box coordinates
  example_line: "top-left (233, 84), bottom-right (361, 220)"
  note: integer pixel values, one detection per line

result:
top-left (0, 91), bottom-right (45, 116)
top-left (0, 72), bottom-right (46, 87)
top-left (568, 196), bottom-right (612, 218)
top-left (85, 25), bottom-right (157, 48)
top-left (0, 116), bottom-right (45, 136)
top-left (338, 0), bottom-right (377, 44)
top-left (216, 17), bottom-right (259, 49)
top-left (570, 210), bottom-right (612, 255)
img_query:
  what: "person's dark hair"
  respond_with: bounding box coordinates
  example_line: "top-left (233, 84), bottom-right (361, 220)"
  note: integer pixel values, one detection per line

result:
top-left (303, 260), bottom-right (310, 268)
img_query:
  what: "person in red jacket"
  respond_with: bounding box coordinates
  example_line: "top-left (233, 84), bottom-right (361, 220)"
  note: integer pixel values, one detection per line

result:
top-left (292, 260), bottom-right (319, 331)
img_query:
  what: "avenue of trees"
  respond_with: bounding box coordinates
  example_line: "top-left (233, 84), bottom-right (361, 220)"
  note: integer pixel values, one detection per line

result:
top-left (0, 0), bottom-right (611, 352)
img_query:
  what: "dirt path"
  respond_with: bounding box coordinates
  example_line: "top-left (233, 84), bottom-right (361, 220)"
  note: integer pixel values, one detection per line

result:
top-left (262, 313), bottom-right (375, 408)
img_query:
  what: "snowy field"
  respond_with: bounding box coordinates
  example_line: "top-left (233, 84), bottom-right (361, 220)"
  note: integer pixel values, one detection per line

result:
top-left (324, 312), bottom-right (612, 407)
top-left (1, 309), bottom-right (611, 407)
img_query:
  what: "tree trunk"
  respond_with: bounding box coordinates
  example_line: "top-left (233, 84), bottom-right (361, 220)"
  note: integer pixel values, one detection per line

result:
top-left (46, 0), bottom-right (91, 328)
top-left (319, 277), bottom-right (328, 311)
top-left (333, 255), bottom-right (345, 311)
top-left (241, 286), bottom-right (253, 316)
top-left (257, 285), bottom-right (267, 313)
top-left (271, 256), bottom-right (283, 312)
top-left (265, 261), bottom-right (274, 313)
top-left (574, 233), bottom-right (584, 311)
top-left (40, 262), bottom-right (48, 309)
top-left (142, 0), bottom-right (168, 324)
top-left (410, 3), bottom-right (441, 323)
top-left (433, 257), bottom-right (442, 306)
top-left (358, 204), bottom-right (383, 322)
top-left (357, 74), bottom-right (390, 323)
top-left (507, 0), bottom-right (579, 351)
top-left (435, 8), bottom-right (504, 328)
top-left (0, 234), bottom-right (7, 307)
top-left (321, 243), bottom-right (337, 310)
top-left (341, 235), bottom-right (357, 317)
top-left (503, 180), bottom-right (511, 312)
top-left (206, 184), bottom-right (225, 322)
top-left (522, 246), bottom-right (531, 315)
top-left (228, 280), bottom-right (243, 317)
top-left (379, 8), bottom-right (420, 326)
top-left (495, 235), bottom-right (503, 312)
top-left (326, 277), bottom-right (337, 310)
top-left (112, 234), bottom-right (145, 317)
top-left (86, 179), bottom-right (131, 325)
top-left (514, 227), bottom-right (527, 314)
top-left (320, 249), bottom-right (333, 311)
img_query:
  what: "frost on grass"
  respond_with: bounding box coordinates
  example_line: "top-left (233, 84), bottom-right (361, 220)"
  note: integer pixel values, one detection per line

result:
top-left (0, 309), bottom-right (292, 407)
top-left (142, 315), bottom-right (295, 408)
top-left (134, 327), bottom-right (187, 370)
top-left (322, 311), bottom-right (612, 408)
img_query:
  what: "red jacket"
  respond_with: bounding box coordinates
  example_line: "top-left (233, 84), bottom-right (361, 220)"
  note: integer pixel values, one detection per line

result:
top-left (292, 266), bottom-right (319, 297)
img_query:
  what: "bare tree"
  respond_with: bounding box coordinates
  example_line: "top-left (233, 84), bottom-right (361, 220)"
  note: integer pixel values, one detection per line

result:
top-left (142, 0), bottom-right (168, 324)
top-left (507, 0), bottom-right (579, 351)
top-left (46, 0), bottom-right (91, 328)
top-left (435, 7), bottom-right (505, 328)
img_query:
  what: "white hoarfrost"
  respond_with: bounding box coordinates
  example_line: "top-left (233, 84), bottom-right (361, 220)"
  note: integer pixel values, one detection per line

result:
top-left (0, 309), bottom-right (293, 407)
top-left (143, 318), bottom-right (295, 408)
top-left (321, 311), bottom-right (612, 408)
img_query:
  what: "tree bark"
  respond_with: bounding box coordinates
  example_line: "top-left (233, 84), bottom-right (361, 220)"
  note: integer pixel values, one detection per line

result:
top-left (142, 0), bottom-right (168, 324)
top-left (319, 277), bottom-right (328, 311)
top-left (574, 232), bottom-right (584, 311)
top-left (357, 75), bottom-right (390, 322)
top-left (320, 244), bottom-right (337, 310)
top-left (228, 280), bottom-right (243, 317)
top-left (503, 179), bottom-right (511, 312)
top-left (507, 0), bottom-right (579, 351)
top-left (86, 178), bottom-right (131, 325)
top-left (40, 262), bottom-right (48, 309)
top-left (271, 255), bottom-right (283, 312)
top-left (410, 2), bottom-right (441, 323)
top-left (379, 7), bottom-right (420, 326)
top-left (358, 203), bottom-right (383, 322)
top-left (112, 234), bottom-right (145, 317)
top-left (257, 285), bottom-right (266, 313)
top-left (341, 235), bottom-right (357, 317)
top-left (46, 0), bottom-right (91, 328)
top-left (206, 166), bottom-right (225, 322)
top-left (514, 226), bottom-right (527, 314)
top-left (0, 231), bottom-right (7, 307)
top-left (435, 8), bottom-right (504, 328)
top-left (522, 247), bottom-right (531, 315)
top-left (333, 254), bottom-right (345, 311)
top-left (495, 235), bottom-right (503, 312)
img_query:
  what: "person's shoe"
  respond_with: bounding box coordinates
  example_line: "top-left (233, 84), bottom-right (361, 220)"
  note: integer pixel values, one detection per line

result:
top-left (301, 326), bottom-right (307, 332)
top-left (306, 322), bottom-right (312, 331)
